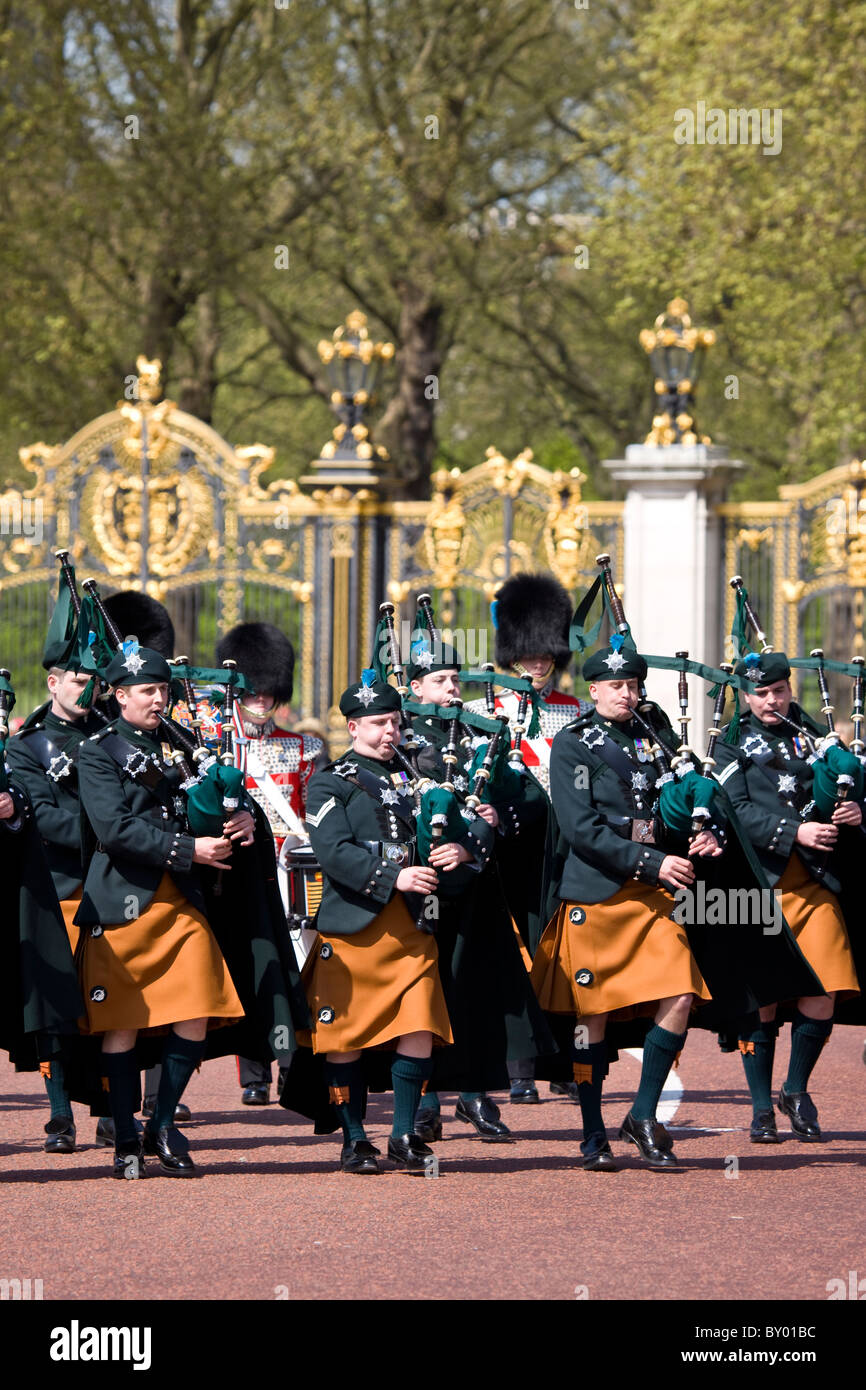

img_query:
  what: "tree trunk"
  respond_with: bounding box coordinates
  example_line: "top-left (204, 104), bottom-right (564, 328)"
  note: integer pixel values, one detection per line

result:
top-left (377, 280), bottom-right (442, 501)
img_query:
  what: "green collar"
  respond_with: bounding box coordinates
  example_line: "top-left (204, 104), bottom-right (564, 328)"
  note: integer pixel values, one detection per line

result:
top-left (116, 716), bottom-right (161, 753)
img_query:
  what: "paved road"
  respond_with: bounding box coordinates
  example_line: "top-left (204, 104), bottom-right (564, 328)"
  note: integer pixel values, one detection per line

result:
top-left (1, 1027), bottom-right (863, 1302)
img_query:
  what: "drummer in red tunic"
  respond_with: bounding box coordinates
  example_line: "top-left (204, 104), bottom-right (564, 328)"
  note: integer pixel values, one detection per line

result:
top-left (215, 622), bottom-right (325, 1104)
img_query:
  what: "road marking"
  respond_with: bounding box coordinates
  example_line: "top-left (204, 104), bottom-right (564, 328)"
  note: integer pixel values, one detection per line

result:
top-left (624, 1047), bottom-right (682, 1123)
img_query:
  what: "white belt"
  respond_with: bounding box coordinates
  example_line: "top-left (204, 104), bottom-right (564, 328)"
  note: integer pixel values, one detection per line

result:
top-left (245, 745), bottom-right (308, 840)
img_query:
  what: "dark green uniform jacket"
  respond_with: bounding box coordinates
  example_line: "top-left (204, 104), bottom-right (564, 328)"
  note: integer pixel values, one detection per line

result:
top-left (304, 749), bottom-right (491, 936)
top-left (715, 707), bottom-right (865, 1025)
top-left (544, 708), bottom-right (819, 1048)
top-left (8, 704), bottom-right (105, 898)
top-left (76, 717), bottom-right (202, 925)
top-left (0, 783), bottom-right (85, 1070)
top-left (713, 707), bottom-right (856, 892)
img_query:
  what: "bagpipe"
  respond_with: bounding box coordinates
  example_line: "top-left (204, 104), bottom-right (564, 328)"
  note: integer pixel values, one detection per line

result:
top-left (54, 551), bottom-right (247, 838)
top-left (573, 552), bottom-right (722, 841)
top-left (371, 595), bottom-right (519, 927)
top-left (727, 576), bottom-right (865, 820)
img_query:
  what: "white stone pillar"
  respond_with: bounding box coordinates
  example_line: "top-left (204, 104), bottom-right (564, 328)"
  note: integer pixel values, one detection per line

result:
top-left (602, 444), bottom-right (742, 713)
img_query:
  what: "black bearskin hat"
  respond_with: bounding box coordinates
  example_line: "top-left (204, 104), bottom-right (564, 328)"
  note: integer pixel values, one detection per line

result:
top-left (492, 572), bottom-right (573, 673)
top-left (103, 590), bottom-right (176, 658)
top-left (216, 622), bottom-right (295, 703)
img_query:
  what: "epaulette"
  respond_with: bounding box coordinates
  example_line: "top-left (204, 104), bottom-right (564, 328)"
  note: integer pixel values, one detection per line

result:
top-left (568, 711), bottom-right (595, 730)
top-left (15, 722), bottom-right (46, 736)
top-left (88, 723), bottom-right (117, 743)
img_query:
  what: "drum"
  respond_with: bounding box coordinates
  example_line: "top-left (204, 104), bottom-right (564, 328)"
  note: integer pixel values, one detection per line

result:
top-left (277, 838), bottom-right (322, 966)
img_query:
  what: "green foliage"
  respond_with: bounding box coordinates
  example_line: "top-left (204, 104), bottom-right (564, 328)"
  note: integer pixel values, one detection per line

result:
top-left (0, 1), bottom-right (864, 502)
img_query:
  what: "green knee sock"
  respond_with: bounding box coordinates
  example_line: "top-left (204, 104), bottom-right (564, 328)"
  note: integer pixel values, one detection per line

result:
top-left (785, 1011), bottom-right (833, 1093)
top-left (572, 1040), bottom-right (608, 1138)
top-left (391, 1054), bottom-right (434, 1138)
top-left (101, 1049), bottom-right (140, 1146)
top-left (43, 1060), bottom-right (73, 1122)
top-left (631, 1024), bottom-right (686, 1122)
top-left (459, 1090), bottom-right (483, 1103)
top-left (739, 1023), bottom-right (777, 1115)
top-left (323, 1059), bottom-right (367, 1143)
top-left (151, 1032), bottom-right (205, 1132)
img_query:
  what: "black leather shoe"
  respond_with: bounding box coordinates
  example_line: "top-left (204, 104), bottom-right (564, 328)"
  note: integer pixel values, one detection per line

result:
top-left (413, 1108), bottom-right (443, 1142)
top-left (44, 1117), bottom-right (76, 1154)
top-left (618, 1111), bottom-right (679, 1169)
top-left (778, 1084), bottom-right (822, 1141)
top-left (750, 1109), bottom-right (781, 1143)
top-left (580, 1130), bottom-right (618, 1171)
top-left (550, 1080), bottom-right (581, 1101)
top-left (510, 1082), bottom-right (541, 1104)
top-left (113, 1140), bottom-right (147, 1179)
top-left (455, 1095), bottom-right (513, 1142)
top-left (143, 1124), bottom-right (197, 1176)
top-left (340, 1139), bottom-right (381, 1174)
top-left (387, 1133), bottom-right (437, 1173)
top-left (142, 1096), bottom-right (193, 1122)
top-left (240, 1084), bottom-right (270, 1106)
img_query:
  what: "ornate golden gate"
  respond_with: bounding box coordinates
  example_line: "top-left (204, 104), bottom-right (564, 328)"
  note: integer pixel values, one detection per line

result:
top-left (718, 459), bottom-right (866, 712)
top-left (0, 344), bottom-right (623, 736)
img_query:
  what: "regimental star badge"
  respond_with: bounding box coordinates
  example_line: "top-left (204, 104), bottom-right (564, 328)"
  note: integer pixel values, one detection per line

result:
top-left (630, 771), bottom-right (649, 791)
top-left (380, 787), bottom-right (400, 805)
top-left (742, 734), bottom-right (770, 758)
top-left (453, 774), bottom-right (468, 791)
top-left (353, 683), bottom-right (377, 708)
top-left (123, 649), bottom-right (145, 675)
top-left (333, 761), bottom-right (358, 778)
top-left (123, 750), bottom-right (150, 778)
top-left (748, 669), bottom-right (765, 684)
top-left (46, 750), bottom-right (73, 782)
top-left (777, 773), bottom-right (798, 795)
top-left (414, 647), bottom-right (434, 669)
top-left (603, 650), bottom-right (627, 672)
top-left (580, 726), bottom-right (606, 748)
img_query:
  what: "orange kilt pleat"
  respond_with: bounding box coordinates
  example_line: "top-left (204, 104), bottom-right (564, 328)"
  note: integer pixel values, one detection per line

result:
top-left (80, 872), bottom-right (244, 1034)
top-left (303, 893), bottom-right (453, 1053)
top-left (778, 855), bottom-right (860, 996)
top-left (531, 881), bottom-right (711, 1020)
top-left (59, 887), bottom-right (84, 954)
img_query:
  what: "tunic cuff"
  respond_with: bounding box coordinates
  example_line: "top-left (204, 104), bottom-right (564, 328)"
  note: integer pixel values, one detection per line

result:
top-left (165, 833), bottom-right (195, 872)
top-left (360, 858), bottom-right (401, 902)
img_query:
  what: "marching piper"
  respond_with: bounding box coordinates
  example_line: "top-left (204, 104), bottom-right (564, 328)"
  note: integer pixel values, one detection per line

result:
top-left (75, 643), bottom-right (252, 1177)
top-left (715, 649), bottom-right (862, 1141)
top-left (282, 673), bottom-right (460, 1174)
top-left (531, 642), bottom-right (721, 1170)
